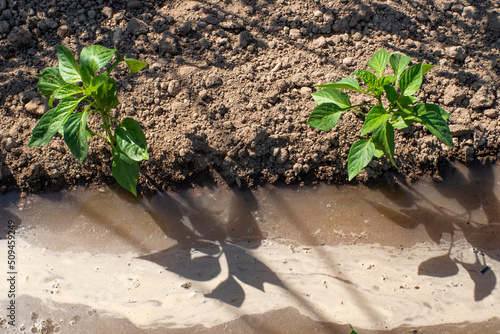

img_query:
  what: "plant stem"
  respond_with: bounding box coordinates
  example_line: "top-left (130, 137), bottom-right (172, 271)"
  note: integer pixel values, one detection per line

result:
top-left (101, 111), bottom-right (116, 146)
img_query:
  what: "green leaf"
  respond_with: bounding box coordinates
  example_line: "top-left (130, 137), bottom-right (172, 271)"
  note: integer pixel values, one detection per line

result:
top-left (374, 148), bottom-right (384, 158)
top-left (389, 53), bottom-right (411, 78)
top-left (57, 45), bottom-right (81, 83)
top-left (399, 63), bottom-right (422, 96)
top-left (361, 105), bottom-right (391, 136)
top-left (372, 122), bottom-right (397, 167)
top-left (114, 118), bottom-right (149, 161)
top-left (51, 84), bottom-right (84, 106)
top-left (422, 64), bottom-right (434, 75)
top-left (398, 95), bottom-right (419, 107)
top-left (307, 103), bottom-right (345, 131)
top-left (36, 67), bottom-right (68, 98)
top-left (96, 76), bottom-right (119, 112)
top-left (85, 74), bottom-right (112, 95)
top-left (27, 97), bottom-right (84, 146)
top-left (380, 75), bottom-right (396, 86)
top-left (390, 113), bottom-right (415, 129)
top-left (352, 70), bottom-right (381, 93)
top-left (63, 110), bottom-right (89, 163)
top-left (384, 85), bottom-right (399, 103)
top-left (79, 65), bottom-right (92, 88)
top-left (112, 146), bottom-right (140, 196)
top-left (314, 78), bottom-right (363, 92)
top-left (367, 49), bottom-right (390, 77)
top-left (80, 45), bottom-right (116, 76)
top-left (124, 58), bottom-right (148, 73)
top-left (348, 139), bottom-right (375, 181)
top-left (312, 88), bottom-right (351, 109)
top-left (414, 103), bottom-right (450, 120)
top-left (415, 111), bottom-right (453, 147)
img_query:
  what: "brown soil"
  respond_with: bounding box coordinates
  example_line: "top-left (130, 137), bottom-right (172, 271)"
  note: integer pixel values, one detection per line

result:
top-left (1, 0), bottom-right (499, 193)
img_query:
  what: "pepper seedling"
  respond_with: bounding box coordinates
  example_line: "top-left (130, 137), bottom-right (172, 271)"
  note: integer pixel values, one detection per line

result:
top-left (308, 49), bottom-right (453, 180)
top-left (28, 45), bottom-right (148, 195)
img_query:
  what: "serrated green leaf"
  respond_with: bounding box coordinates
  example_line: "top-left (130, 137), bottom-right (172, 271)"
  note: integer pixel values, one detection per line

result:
top-left (124, 58), bottom-right (148, 73)
top-left (307, 103), bottom-right (345, 130)
top-left (373, 122), bottom-right (397, 167)
top-left (422, 64), bottom-right (434, 75)
top-left (361, 105), bottom-right (391, 136)
top-left (384, 85), bottom-right (399, 103)
top-left (348, 139), bottom-right (375, 181)
top-left (367, 49), bottom-right (390, 77)
top-left (389, 53), bottom-right (411, 78)
top-left (115, 118), bottom-right (149, 161)
top-left (314, 77), bottom-right (363, 92)
top-left (112, 146), bottom-right (140, 196)
top-left (63, 110), bottom-right (89, 163)
top-left (415, 111), bottom-right (453, 147)
top-left (80, 45), bottom-right (116, 76)
top-left (312, 88), bottom-right (351, 109)
top-left (57, 45), bottom-right (81, 83)
top-left (399, 63), bottom-right (423, 96)
top-left (414, 103), bottom-right (450, 120)
top-left (28, 97), bottom-right (84, 146)
top-left (352, 70), bottom-right (381, 93)
top-left (36, 67), bottom-right (68, 99)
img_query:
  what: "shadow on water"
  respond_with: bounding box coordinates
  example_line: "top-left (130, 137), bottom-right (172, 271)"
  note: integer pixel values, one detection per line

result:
top-left (137, 187), bottom-right (284, 307)
top-left (371, 160), bottom-right (500, 301)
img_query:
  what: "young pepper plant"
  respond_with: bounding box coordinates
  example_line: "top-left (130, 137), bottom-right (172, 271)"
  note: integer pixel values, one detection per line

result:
top-left (307, 49), bottom-right (453, 181)
top-left (28, 45), bottom-right (148, 195)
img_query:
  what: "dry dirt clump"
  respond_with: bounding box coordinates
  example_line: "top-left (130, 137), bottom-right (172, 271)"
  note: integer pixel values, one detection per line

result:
top-left (1, 0), bottom-right (500, 193)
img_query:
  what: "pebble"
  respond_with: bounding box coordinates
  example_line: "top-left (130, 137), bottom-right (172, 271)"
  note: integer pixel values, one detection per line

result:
top-left (8, 27), bottom-right (32, 47)
top-left (462, 6), bottom-right (478, 19)
top-left (0, 20), bottom-right (9, 34)
top-left (101, 6), bottom-right (113, 18)
top-left (205, 74), bottom-right (223, 88)
top-left (175, 21), bottom-right (192, 36)
top-left (57, 25), bottom-right (71, 38)
top-left (45, 18), bottom-right (58, 30)
top-left (301, 87), bottom-right (313, 96)
top-left (342, 57), bottom-right (355, 66)
top-left (484, 109), bottom-right (498, 118)
top-left (312, 36), bottom-right (327, 48)
top-left (289, 29), bottom-right (302, 40)
top-left (445, 46), bottom-right (466, 61)
top-left (1, 137), bottom-right (16, 151)
top-left (293, 163), bottom-right (302, 174)
top-left (168, 80), bottom-right (181, 96)
top-left (239, 30), bottom-right (254, 48)
top-left (88, 9), bottom-right (96, 20)
top-left (469, 86), bottom-right (494, 109)
top-left (112, 28), bottom-right (123, 44)
top-left (126, 18), bottom-right (148, 36)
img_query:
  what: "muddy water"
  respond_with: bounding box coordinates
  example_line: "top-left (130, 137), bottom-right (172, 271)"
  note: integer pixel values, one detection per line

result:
top-left (1, 161), bottom-right (500, 333)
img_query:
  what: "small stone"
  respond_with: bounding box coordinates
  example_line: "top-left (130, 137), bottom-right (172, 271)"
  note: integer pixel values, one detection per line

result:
top-left (205, 74), bottom-right (222, 88)
top-left (168, 80), bottom-right (181, 96)
top-left (277, 148), bottom-right (289, 163)
top-left (238, 30), bottom-right (254, 48)
top-left (112, 28), bottom-right (123, 43)
top-left (198, 90), bottom-right (209, 99)
top-left (342, 57), bottom-right (355, 66)
top-left (469, 86), bottom-right (494, 109)
top-left (0, 20), bottom-right (9, 34)
top-left (102, 6), bottom-right (113, 18)
top-left (445, 46), bottom-right (466, 61)
top-left (159, 35), bottom-right (179, 55)
top-left (271, 62), bottom-right (282, 72)
top-left (301, 87), bottom-right (312, 96)
top-left (1, 137), bottom-right (16, 151)
top-left (312, 36), bottom-right (327, 48)
top-left (175, 21), bottom-right (192, 36)
top-left (45, 18), bottom-right (58, 30)
top-left (484, 109), bottom-right (497, 118)
top-left (293, 163), bottom-right (302, 174)
top-left (127, 0), bottom-right (143, 9)
top-left (463, 6), bottom-right (478, 19)
top-left (24, 98), bottom-right (43, 114)
top-left (289, 28), bottom-right (301, 40)
top-left (276, 79), bottom-right (289, 94)
top-left (126, 18), bottom-right (148, 36)
top-left (416, 11), bottom-right (428, 22)
top-left (88, 9), bottom-right (96, 20)
top-left (8, 27), bottom-right (32, 47)
top-left (443, 84), bottom-right (466, 105)
top-left (57, 25), bottom-right (71, 38)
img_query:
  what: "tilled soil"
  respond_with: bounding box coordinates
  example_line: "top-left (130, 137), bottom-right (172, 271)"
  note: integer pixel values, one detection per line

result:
top-left (0, 0), bottom-right (499, 193)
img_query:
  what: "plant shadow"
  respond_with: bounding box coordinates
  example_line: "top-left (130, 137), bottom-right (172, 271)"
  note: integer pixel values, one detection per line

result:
top-left (370, 160), bottom-right (500, 301)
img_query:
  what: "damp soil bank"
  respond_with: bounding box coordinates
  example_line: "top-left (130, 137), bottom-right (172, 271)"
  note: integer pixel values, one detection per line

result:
top-left (0, 161), bottom-right (499, 333)
top-left (1, 0), bottom-right (500, 193)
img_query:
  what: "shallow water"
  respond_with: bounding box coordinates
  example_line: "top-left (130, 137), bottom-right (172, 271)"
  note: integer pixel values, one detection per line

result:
top-left (1, 161), bottom-right (500, 333)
